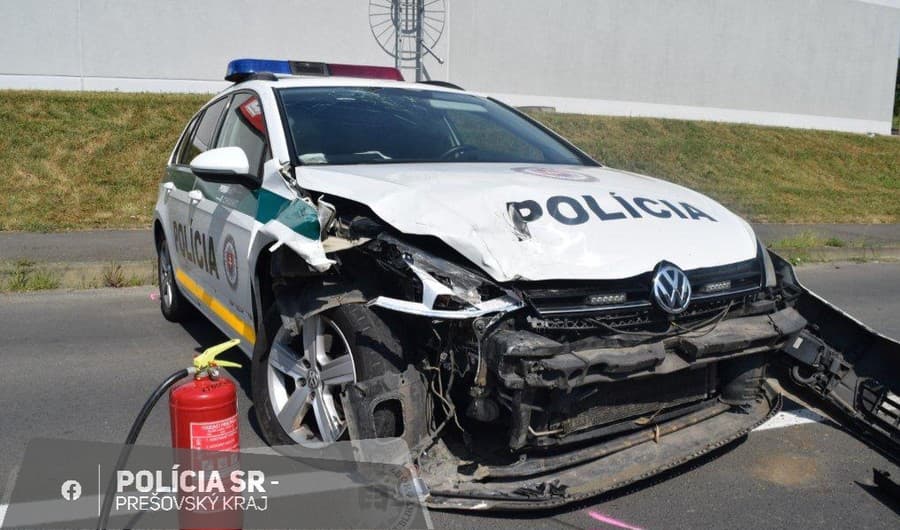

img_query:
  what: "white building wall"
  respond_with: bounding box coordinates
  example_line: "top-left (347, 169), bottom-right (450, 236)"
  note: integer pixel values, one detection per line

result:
top-left (450, 0), bottom-right (900, 134)
top-left (0, 0), bottom-right (449, 93)
top-left (0, 0), bottom-right (897, 133)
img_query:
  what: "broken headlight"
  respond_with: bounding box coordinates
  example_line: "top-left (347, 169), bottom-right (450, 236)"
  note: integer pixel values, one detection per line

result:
top-left (375, 236), bottom-right (517, 313)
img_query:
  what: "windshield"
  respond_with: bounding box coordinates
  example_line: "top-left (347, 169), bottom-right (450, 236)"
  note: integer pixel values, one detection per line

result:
top-left (276, 86), bottom-right (590, 166)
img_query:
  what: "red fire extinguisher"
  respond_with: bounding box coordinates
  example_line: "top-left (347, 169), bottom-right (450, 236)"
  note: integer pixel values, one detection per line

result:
top-left (170, 339), bottom-right (243, 530)
top-left (96, 339), bottom-right (243, 530)
top-left (169, 339), bottom-right (242, 452)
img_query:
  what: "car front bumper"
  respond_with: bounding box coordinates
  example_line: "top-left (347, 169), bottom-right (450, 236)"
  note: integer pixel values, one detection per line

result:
top-left (417, 308), bottom-right (805, 510)
top-left (423, 381), bottom-right (780, 510)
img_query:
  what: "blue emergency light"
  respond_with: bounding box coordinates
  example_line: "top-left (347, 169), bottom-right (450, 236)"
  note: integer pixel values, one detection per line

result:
top-left (225, 58), bottom-right (404, 83)
top-left (225, 59), bottom-right (292, 81)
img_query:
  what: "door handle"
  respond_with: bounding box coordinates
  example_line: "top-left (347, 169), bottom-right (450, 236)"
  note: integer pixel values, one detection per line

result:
top-left (188, 190), bottom-right (203, 204)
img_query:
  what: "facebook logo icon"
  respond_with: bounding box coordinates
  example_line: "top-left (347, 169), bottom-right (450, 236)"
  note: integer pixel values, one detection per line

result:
top-left (60, 480), bottom-right (82, 502)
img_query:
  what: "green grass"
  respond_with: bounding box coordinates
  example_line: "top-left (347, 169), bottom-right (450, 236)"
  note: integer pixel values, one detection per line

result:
top-left (2, 259), bottom-right (61, 291)
top-left (533, 112), bottom-right (900, 223)
top-left (0, 90), bottom-right (898, 230)
top-left (767, 231), bottom-right (878, 251)
top-left (769, 231), bottom-right (838, 250)
top-left (100, 261), bottom-right (148, 288)
top-left (0, 259), bottom-right (156, 291)
top-left (766, 230), bottom-right (889, 265)
top-left (0, 90), bottom-right (206, 231)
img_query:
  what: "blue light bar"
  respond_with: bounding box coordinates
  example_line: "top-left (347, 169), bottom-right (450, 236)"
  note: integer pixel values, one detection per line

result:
top-left (225, 58), bottom-right (404, 83)
top-left (225, 59), bottom-right (292, 82)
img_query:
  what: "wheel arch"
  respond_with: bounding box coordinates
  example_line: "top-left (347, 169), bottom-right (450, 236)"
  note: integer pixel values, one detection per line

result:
top-left (153, 219), bottom-right (165, 249)
top-left (250, 240), bottom-right (330, 334)
top-left (251, 243), bottom-right (275, 334)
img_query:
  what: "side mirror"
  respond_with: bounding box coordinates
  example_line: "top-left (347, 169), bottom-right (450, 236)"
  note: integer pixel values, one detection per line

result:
top-left (190, 147), bottom-right (260, 189)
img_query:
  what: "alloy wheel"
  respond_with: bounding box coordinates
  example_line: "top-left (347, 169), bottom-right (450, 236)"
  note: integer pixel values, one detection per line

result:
top-left (158, 244), bottom-right (174, 308)
top-left (266, 315), bottom-right (357, 446)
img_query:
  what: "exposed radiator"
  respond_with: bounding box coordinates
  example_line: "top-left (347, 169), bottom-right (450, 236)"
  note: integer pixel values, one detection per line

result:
top-left (550, 367), bottom-right (715, 434)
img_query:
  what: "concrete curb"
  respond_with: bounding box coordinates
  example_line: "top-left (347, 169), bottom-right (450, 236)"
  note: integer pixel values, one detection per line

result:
top-left (0, 260), bottom-right (155, 292)
top-left (2, 248), bottom-right (896, 294)
top-left (0, 224), bottom-right (898, 291)
top-left (772, 246), bottom-right (900, 263)
top-left (752, 224), bottom-right (900, 246)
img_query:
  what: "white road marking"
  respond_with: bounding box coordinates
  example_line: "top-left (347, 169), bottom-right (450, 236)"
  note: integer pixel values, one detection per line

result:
top-left (0, 464), bottom-right (19, 528)
top-left (754, 408), bottom-right (827, 432)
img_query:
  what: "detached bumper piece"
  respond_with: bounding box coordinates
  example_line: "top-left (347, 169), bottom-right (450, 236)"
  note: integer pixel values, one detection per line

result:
top-left (425, 383), bottom-right (780, 510)
top-left (487, 307), bottom-right (804, 451)
top-left (768, 252), bottom-right (900, 458)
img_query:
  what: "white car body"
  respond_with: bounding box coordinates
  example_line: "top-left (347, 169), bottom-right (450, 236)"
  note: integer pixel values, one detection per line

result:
top-left (298, 162), bottom-right (758, 282)
top-left (152, 66), bottom-right (899, 510)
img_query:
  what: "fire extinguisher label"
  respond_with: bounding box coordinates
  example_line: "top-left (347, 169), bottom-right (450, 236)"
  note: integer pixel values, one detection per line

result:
top-left (189, 414), bottom-right (240, 451)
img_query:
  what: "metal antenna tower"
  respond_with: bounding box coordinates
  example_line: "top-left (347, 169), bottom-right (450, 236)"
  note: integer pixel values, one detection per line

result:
top-left (369, 0), bottom-right (446, 81)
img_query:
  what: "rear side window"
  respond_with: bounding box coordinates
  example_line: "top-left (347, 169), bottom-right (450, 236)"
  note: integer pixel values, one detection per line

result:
top-left (215, 93), bottom-right (268, 177)
top-left (186, 97), bottom-right (228, 162)
top-left (173, 115), bottom-right (200, 165)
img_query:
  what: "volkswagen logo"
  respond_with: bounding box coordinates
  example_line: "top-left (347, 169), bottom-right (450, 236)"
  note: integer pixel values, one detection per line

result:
top-left (652, 262), bottom-right (692, 314)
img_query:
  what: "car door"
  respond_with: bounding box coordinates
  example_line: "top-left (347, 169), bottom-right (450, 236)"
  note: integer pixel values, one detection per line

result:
top-left (170, 96), bottom-right (228, 315)
top-left (161, 113), bottom-right (201, 276)
top-left (191, 91), bottom-right (269, 346)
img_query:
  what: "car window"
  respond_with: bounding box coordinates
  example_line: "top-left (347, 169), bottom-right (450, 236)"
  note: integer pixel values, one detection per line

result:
top-left (174, 115), bottom-right (201, 165)
top-left (215, 93), bottom-right (268, 177)
top-left (277, 87), bottom-right (587, 166)
top-left (186, 97), bottom-right (228, 162)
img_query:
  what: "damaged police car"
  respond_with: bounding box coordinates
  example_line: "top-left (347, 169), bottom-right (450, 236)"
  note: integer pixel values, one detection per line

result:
top-left (154, 58), bottom-right (900, 509)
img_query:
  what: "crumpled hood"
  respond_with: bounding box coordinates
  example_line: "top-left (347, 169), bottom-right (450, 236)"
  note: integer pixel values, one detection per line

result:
top-left (298, 163), bottom-right (758, 282)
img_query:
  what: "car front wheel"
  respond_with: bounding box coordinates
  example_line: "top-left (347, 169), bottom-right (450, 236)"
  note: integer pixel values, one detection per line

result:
top-left (251, 304), bottom-right (405, 447)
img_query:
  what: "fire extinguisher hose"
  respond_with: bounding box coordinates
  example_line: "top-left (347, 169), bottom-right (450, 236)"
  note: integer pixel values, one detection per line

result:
top-left (96, 368), bottom-right (193, 530)
top-left (96, 339), bottom-right (241, 529)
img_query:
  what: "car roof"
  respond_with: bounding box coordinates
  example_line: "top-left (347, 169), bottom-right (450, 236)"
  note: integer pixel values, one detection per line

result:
top-left (219, 75), bottom-right (478, 99)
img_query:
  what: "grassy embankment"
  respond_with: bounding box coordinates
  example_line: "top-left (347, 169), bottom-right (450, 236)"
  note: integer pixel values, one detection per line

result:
top-left (1, 90), bottom-right (898, 232)
top-left (0, 91), bottom-right (207, 231)
top-left (1, 90), bottom-right (898, 290)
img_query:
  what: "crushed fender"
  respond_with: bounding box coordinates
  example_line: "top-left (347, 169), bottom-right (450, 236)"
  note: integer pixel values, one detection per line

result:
top-left (260, 199), bottom-right (335, 272)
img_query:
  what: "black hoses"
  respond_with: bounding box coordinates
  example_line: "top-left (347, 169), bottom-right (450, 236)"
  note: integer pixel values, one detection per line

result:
top-left (97, 368), bottom-right (192, 530)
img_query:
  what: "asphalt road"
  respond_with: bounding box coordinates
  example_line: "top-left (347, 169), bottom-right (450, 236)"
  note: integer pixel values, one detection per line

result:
top-left (1, 262), bottom-right (898, 529)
